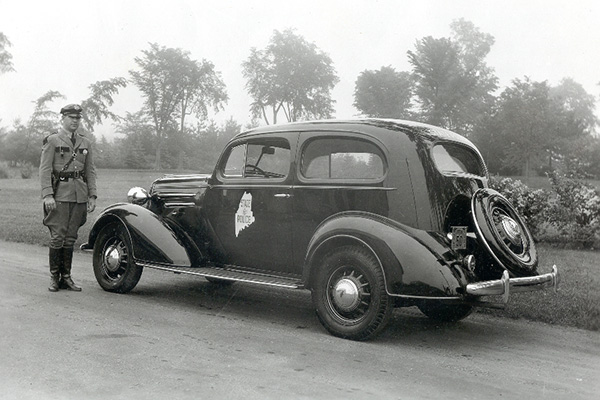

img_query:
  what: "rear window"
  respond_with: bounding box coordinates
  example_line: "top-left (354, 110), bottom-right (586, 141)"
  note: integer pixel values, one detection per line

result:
top-left (432, 144), bottom-right (485, 176)
top-left (301, 137), bottom-right (385, 180)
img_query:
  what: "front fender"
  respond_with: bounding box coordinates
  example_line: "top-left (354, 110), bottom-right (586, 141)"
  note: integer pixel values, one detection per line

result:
top-left (304, 211), bottom-right (469, 298)
top-left (84, 203), bottom-right (194, 266)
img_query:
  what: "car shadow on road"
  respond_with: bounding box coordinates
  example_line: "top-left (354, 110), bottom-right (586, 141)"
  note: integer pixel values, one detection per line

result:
top-left (125, 272), bottom-right (534, 346)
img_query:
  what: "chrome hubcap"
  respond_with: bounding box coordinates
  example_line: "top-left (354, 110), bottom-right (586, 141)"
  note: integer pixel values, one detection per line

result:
top-left (332, 277), bottom-right (361, 312)
top-left (500, 215), bottom-right (522, 246)
top-left (104, 244), bottom-right (122, 273)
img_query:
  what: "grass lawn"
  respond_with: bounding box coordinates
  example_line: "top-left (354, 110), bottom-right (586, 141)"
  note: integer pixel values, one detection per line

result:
top-left (1, 170), bottom-right (598, 331)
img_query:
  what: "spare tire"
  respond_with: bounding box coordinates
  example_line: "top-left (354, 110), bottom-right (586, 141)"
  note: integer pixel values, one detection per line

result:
top-left (471, 189), bottom-right (538, 277)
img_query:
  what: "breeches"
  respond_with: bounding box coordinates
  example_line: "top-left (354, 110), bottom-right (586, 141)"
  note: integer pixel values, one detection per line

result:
top-left (43, 202), bottom-right (87, 249)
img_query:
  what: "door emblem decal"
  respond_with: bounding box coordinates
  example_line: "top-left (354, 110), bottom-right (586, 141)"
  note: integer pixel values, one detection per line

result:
top-left (235, 192), bottom-right (255, 237)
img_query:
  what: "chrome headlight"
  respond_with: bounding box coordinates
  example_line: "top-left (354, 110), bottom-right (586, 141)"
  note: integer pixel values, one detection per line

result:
top-left (127, 187), bottom-right (149, 205)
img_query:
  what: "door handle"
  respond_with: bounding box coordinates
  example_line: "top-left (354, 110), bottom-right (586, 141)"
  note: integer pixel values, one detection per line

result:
top-left (274, 193), bottom-right (292, 198)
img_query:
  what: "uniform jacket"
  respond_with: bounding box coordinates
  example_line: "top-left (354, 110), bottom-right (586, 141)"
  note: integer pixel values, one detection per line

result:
top-left (40, 128), bottom-right (97, 202)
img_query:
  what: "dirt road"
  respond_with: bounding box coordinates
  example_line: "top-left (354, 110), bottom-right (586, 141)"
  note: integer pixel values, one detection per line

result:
top-left (1, 240), bottom-right (598, 399)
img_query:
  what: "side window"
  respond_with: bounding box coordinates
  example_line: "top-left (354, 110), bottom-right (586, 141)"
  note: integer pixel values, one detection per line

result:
top-left (301, 137), bottom-right (385, 180)
top-left (223, 144), bottom-right (245, 177)
top-left (432, 144), bottom-right (485, 177)
top-left (245, 142), bottom-right (290, 178)
top-left (222, 139), bottom-right (291, 179)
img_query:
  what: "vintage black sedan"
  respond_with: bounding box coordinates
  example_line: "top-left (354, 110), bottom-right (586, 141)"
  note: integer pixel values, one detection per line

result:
top-left (82, 119), bottom-right (559, 340)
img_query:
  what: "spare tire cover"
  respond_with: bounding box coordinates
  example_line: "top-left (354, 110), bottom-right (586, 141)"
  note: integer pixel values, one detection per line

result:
top-left (471, 189), bottom-right (538, 277)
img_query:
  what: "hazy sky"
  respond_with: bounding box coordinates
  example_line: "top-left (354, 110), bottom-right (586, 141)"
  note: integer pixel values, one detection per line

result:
top-left (1, 0), bottom-right (598, 140)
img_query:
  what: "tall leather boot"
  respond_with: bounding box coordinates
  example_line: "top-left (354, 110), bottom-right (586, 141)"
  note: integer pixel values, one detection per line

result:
top-left (60, 247), bottom-right (82, 291)
top-left (48, 248), bottom-right (61, 292)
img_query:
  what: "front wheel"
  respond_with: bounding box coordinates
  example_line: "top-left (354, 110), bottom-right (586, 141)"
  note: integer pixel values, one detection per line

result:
top-left (93, 222), bottom-right (143, 293)
top-left (312, 246), bottom-right (392, 340)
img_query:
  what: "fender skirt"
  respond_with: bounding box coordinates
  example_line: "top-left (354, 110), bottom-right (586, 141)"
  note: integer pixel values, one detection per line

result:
top-left (85, 203), bottom-right (197, 267)
top-left (305, 211), bottom-right (468, 299)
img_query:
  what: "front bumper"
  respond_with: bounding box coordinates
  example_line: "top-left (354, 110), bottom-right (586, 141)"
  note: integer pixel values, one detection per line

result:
top-left (466, 265), bottom-right (559, 304)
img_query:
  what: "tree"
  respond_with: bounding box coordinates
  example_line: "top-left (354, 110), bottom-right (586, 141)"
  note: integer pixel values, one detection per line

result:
top-left (130, 43), bottom-right (228, 169)
top-left (114, 111), bottom-right (156, 169)
top-left (80, 78), bottom-right (128, 132)
top-left (0, 91), bottom-right (64, 166)
top-left (550, 78), bottom-right (598, 137)
top-left (549, 78), bottom-right (599, 174)
top-left (353, 66), bottom-right (414, 118)
top-left (242, 29), bottom-right (339, 124)
top-left (177, 58), bottom-right (228, 135)
top-left (0, 32), bottom-right (14, 74)
top-left (487, 78), bottom-right (559, 177)
top-left (407, 19), bottom-right (498, 135)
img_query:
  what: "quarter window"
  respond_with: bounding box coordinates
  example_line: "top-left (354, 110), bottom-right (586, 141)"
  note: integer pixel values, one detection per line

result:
top-left (301, 137), bottom-right (385, 180)
top-left (432, 144), bottom-right (485, 176)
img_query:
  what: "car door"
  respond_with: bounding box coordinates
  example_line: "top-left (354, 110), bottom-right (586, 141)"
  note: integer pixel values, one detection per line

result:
top-left (291, 131), bottom-right (390, 269)
top-left (204, 134), bottom-right (297, 274)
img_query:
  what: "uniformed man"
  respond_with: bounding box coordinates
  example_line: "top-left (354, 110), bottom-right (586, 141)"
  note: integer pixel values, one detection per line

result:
top-left (39, 104), bottom-right (97, 292)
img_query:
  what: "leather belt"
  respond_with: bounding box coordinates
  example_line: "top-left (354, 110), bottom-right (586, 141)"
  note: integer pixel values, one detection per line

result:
top-left (57, 170), bottom-right (85, 180)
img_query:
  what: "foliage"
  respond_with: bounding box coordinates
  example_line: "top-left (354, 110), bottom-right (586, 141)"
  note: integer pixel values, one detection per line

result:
top-left (0, 32), bottom-right (14, 74)
top-left (353, 66), bottom-right (414, 118)
top-left (407, 19), bottom-right (498, 135)
top-left (474, 77), bottom-right (599, 178)
top-left (547, 171), bottom-right (600, 246)
top-left (242, 29), bottom-right (339, 124)
top-left (20, 163), bottom-right (32, 179)
top-left (489, 176), bottom-right (550, 238)
top-left (490, 173), bottom-right (600, 248)
top-left (130, 43), bottom-right (228, 169)
top-left (0, 162), bottom-right (9, 178)
top-left (111, 114), bottom-right (241, 172)
top-left (80, 78), bottom-right (128, 132)
top-left (0, 91), bottom-right (64, 167)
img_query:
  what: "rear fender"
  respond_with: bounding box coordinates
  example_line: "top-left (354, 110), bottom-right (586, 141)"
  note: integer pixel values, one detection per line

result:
top-left (85, 203), bottom-right (197, 266)
top-left (304, 212), bottom-right (469, 299)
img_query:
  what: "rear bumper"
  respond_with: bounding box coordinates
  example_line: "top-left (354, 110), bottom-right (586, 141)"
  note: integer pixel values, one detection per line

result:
top-left (466, 265), bottom-right (559, 304)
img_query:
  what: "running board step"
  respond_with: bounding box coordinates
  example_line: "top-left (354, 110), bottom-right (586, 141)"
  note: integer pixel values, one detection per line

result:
top-left (137, 262), bottom-right (304, 289)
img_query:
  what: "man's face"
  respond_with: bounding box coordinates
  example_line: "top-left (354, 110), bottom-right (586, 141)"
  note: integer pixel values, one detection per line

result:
top-left (61, 114), bottom-right (81, 133)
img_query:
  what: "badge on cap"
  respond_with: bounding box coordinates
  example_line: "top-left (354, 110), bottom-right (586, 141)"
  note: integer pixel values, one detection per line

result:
top-left (82, 149), bottom-right (88, 155)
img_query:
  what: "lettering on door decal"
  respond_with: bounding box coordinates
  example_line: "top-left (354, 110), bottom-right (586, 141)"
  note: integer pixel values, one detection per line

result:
top-left (235, 191), bottom-right (255, 237)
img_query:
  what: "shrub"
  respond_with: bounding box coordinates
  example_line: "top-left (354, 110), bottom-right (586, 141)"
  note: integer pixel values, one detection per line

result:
top-left (0, 163), bottom-right (9, 179)
top-left (20, 163), bottom-right (32, 179)
top-left (547, 171), bottom-right (600, 247)
top-left (488, 176), bottom-right (550, 239)
top-left (490, 174), bottom-right (600, 248)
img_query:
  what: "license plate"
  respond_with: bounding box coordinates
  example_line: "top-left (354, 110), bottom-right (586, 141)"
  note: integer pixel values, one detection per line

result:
top-left (451, 226), bottom-right (468, 250)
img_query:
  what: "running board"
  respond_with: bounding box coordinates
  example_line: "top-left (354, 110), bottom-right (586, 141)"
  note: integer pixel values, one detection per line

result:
top-left (136, 262), bottom-right (304, 289)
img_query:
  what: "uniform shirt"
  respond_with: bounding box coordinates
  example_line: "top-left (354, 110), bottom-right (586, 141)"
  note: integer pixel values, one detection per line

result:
top-left (39, 128), bottom-right (97, 203)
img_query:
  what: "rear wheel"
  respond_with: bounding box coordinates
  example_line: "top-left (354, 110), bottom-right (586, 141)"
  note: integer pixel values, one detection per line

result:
top-left (93, 222), bottom-right (143, 293)
top-left (312, 246), bottom-right (392, 340)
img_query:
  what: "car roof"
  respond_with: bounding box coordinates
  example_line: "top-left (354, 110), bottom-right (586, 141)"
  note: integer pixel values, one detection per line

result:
top-left (235, 118), bottom-right (476, 149)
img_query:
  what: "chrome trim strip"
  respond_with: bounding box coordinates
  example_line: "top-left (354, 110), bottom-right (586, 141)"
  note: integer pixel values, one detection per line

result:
top-left (388, 294), bottom-right (463, 300)
top-left (466, 265), bottom-right (559, 303)
top-left (156, 193), bottom-right (196, 198)
top-left (163, 202), bottom-right (196, 208)
top-left (136, 262), bottom-right (302, 289)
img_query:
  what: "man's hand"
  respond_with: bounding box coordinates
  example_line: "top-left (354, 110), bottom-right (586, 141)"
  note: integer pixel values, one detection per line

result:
top-left (87, 196), bottom-right (96, 213)
top-left (43, 195), bottom-right (56, 212)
